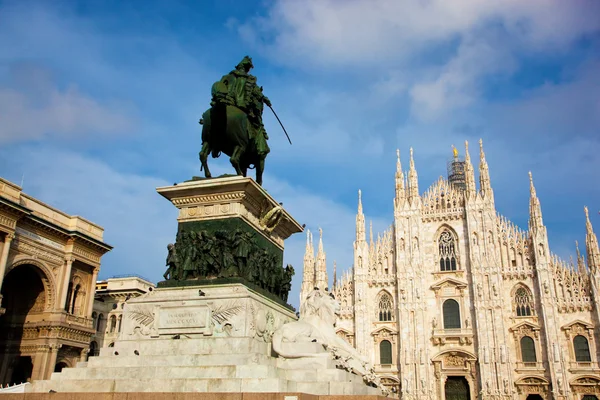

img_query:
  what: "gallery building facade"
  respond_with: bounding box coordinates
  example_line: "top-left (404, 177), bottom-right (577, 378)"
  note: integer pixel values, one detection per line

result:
top-left (0, 178), bottom-right (111, 385)
top-left (90, 275), bottom-right (154, 354)
top-left (301, 141), bottom-right (600, 400)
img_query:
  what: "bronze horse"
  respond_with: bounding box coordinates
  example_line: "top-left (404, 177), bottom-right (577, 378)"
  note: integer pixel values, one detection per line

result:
top-left (199, 103), bottom-right (266, 185)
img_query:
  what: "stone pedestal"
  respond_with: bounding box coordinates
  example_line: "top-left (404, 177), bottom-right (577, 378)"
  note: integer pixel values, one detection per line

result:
top-left (25, 176), bottom-right (385, 396)
top-left (156, 176), bottom-right (303, 305)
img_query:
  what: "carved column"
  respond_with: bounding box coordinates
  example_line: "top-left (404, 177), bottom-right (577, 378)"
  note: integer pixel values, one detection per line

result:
top-left (0, 232), bottom-right (15, 289)
top-left (0, 232), bottom-right (15, 315)
top-left (85, 267), bottom-right (99, 318)
top-left (44, 344), bottom-right (62, 380)
top-left (58, 256), bottom-right (74, 311)
top-left (80, 348), bottom-right (89, 362)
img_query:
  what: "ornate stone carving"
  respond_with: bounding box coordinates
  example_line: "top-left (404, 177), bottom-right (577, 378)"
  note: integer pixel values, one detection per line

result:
top-left (127, 305), bottom-right (157, 337)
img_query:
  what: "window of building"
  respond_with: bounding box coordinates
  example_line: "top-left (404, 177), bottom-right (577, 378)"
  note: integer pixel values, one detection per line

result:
top-left (380, 340), bottom-right (392, 365)
top-left (109, 315), bottom-right (117, 333)
top-left (96, 314), bottom-right (104, 332)
top-left (520, 336), bottom-right (536, 362)
top-left (117, 315), bottom-right (123, 332)
top-left (515, 286), bottom-right (534, 317)
top-left (574, 335), bottom-right (592, 362)
top-left (439, 230), bottom-right (458, 271)
top-left (64, 282), bottom-right (73, 311)
top-left (443, 299), bottom-right (461, 329)
top-left (378, 292), bottom-right (393, 322)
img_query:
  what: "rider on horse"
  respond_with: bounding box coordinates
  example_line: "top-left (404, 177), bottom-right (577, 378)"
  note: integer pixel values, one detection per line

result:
top-left (210, 56), bottom-right (271, 158)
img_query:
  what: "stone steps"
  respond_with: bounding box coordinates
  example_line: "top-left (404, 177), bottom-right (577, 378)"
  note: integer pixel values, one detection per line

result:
top-left (32, 377), bottom-right (289, 393)
top-left (85, 352), bottom-right (274, 368)
top-left (98, 337), bottom-right (270, 357)
top-left (51, 365), bottom-right (280, 381)
top-left (32, 377), bottom-right (377, 395)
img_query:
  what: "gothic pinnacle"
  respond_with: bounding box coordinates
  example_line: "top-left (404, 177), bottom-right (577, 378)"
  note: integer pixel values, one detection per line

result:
top-left (464, 140), bottom-right (476, 194)
top-left (408, 147), bottom-right (419, 201)
top-left (395, 149), bottom-right (405, 207)
top-left (584, 206), bottom-right (600, 272)
top-left (356, 189), bottom-right (366, 242)
top-left (528, 171), bottom-right (544, 231)
top-left (478, 138), bottom-right (491, 195)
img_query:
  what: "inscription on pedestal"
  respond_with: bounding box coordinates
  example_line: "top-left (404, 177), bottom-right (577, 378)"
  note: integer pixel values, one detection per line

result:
top-left (158, 305), bottom-right (211, 335)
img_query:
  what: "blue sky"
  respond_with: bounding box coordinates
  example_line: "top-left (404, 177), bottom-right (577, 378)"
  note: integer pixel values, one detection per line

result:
top-left (0, 0), bottom-right (599, 309)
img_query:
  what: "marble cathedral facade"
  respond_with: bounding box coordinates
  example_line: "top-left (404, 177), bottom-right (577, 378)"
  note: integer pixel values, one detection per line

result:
top-left (300, 141), bottom-right (600, 400)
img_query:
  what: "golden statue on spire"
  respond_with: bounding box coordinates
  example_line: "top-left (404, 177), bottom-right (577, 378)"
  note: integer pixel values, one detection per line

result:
top-left (452, 145), bottom-right (459, 159)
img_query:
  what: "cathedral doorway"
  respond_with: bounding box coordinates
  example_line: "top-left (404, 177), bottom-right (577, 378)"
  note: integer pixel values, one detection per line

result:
top-left (526, 395), bottom-right (544, 400)
top-left (445, 376), bottom-right (470, 400)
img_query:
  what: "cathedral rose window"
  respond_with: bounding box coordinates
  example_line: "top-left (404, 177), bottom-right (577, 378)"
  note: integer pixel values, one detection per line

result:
top-left (439, 230), bottom-right (458, 271)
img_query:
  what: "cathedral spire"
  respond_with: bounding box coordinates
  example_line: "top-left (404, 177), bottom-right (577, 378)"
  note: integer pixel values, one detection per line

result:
top-left (395, 149), bottom-right (405, 206)
top-left (315, 228), bottom-right (328, 290)
top-left (576, 240), bottom-right (586, 274)
top-left (356, 190), bottom-right (366, 242)
top-left (464, 140), bottom-right (476, 196)
top-left (408, 147), bottom-right (419, 203)
top-left (479, 139), bottom-right (492, 195)
top-left (300, 229), bottom-right (316, 304)
top-left (369, 221), bottom-right (375, 254)
top-left (528, 172), bottom-right (544, 231)
top-left (585, 206), bottom-right (600, 273)
top-left (333, 260), bottom-right (337, 289)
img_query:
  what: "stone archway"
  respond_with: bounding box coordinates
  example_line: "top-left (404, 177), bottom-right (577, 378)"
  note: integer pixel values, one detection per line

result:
top-left (0, 264), bottom-right (48, 326)
top-left (526, 395), bottom-right (544, 400)
top-left (0, 263), bottom-right (51, 385)
top-left (432, 350), bottom-right (477, 400)
top-left (515, 376), bottom-right (549, 399)
top-left (445, 376), bottom-right (471, 400)
top-left (54, 362), bottom-right (68, 373)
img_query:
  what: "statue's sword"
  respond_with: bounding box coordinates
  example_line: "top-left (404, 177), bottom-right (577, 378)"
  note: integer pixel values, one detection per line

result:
top-left (267, 105), bottom-right (292, 145)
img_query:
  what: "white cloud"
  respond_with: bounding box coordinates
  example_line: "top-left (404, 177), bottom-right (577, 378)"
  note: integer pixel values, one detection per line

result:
top-left (242, 0), bottom-right (600, 67)
top-left (0, 61), bottom-right (136, 143)
top-left (0, 146), bottom-right (176, 283)
top-left (240, 0), bottom-right (600, 118)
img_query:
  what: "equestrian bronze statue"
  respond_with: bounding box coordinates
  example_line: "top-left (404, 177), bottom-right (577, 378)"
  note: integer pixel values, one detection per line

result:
top-left (199, 56), bottom-right (289, 186)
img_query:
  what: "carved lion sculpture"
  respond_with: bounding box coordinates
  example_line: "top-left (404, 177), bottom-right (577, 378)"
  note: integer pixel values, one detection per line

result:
top-left (272, 288), bottom-right (385, 392)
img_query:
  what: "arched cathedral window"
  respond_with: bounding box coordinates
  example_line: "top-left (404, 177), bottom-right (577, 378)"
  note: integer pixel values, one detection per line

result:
top-left (380, 340), bottom-right (392, 365)
top-left (520, 336), bottom-right (537, 362)
top-left (443, 299), bottom-right (461, 329)
top-left (378, 292), bottom-right (393, 322)
top-left (439, 230), bottom-right (458, 271)
top-left (574, 335), bottom-right (592, 362)
top-left (514, 286), bottom-right (534, 317)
